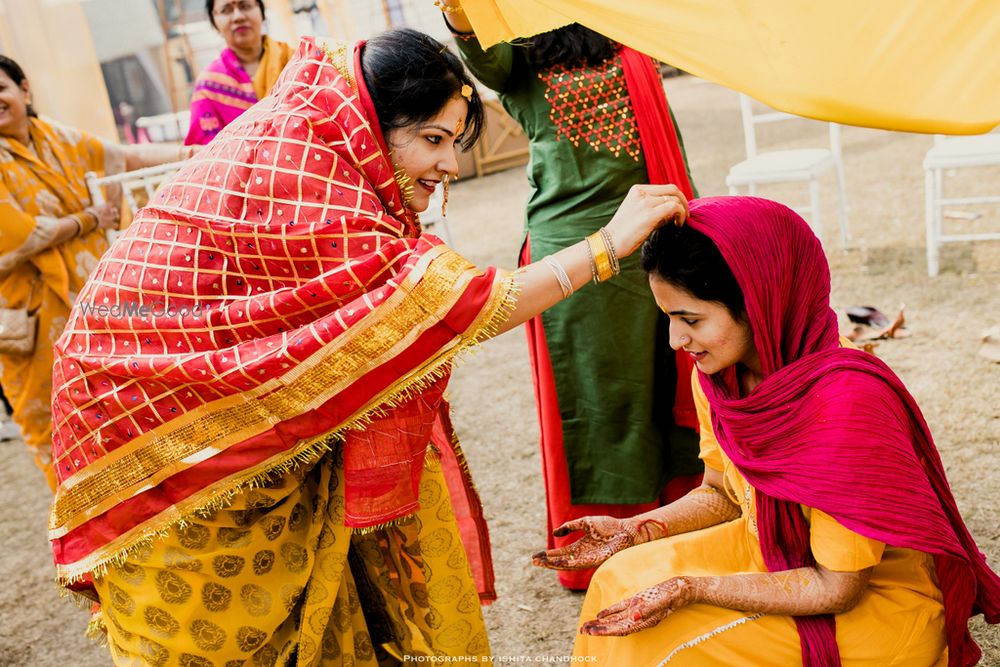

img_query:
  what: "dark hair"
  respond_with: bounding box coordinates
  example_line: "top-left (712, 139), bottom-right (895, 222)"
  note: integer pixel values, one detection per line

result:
top-left (640, 225), bottom-right (746, 318)
top-left (0, 55), bottom-right (36, 118)
top-left (205, 0), bottom-right (266, 30)
top-left (524, 24), bottom-right (618, 70)
top-left (360, 28), bottom-right (484, 150)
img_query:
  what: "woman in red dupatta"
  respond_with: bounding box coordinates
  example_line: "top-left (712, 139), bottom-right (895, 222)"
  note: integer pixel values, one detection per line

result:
top-left (49, 30), bottom-right (688, 665)
top-left (535, 197), bottom-right (1000, 666)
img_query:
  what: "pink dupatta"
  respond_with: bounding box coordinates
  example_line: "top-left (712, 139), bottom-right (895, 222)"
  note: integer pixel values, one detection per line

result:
top-left (687, 197), bottom-right (1000, 667)
top-left (184, 48), bottom-right (258, 145)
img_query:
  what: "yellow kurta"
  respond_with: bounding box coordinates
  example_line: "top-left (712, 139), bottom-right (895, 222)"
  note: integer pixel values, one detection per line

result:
top-left (95, 445), bottom-right (490, 665)
top-left (0, 117), bottom-right (123, 489)
top-left (574, 379), bottom-right (947, 666)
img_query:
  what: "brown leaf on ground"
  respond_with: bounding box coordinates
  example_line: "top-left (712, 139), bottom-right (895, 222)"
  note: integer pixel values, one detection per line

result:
top-left (842, 325), bottom-right (865, 341)
top-left (872, 305), bottom-right (908, 340)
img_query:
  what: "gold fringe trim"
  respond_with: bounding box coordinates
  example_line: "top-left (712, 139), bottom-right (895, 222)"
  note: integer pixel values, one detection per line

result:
top-left (350, 514), bottom-right (417, 536)
top-left (55, 270), bottom-right (519, 587)
top-left (85, 611), bottom-right (108, 646)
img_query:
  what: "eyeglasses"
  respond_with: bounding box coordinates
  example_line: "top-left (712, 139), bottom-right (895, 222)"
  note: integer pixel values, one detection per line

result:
top-left (213, 1), bottom-right (259, 18)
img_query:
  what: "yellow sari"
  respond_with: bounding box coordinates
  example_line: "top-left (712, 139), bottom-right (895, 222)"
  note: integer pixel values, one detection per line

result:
top-left (0, 117), bottom-right (123, 489)
top-left (95, 445), bottom-right (490, 665)
top-left (575, 378), bottom-right (947, 665)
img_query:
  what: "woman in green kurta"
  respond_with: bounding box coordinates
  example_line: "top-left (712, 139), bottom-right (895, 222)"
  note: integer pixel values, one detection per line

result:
top-left (440, 4), bottom-right (702, 590)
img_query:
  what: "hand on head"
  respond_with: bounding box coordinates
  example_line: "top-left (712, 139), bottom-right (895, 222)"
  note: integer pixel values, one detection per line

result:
top-left (605, 184), bottom-right (688, 259)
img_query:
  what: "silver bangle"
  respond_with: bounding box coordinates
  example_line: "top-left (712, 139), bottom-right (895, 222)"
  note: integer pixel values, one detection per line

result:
top-left (598, 227), bottom-right (621, 276)
top-left (542, 255), bottom-right (574, 299)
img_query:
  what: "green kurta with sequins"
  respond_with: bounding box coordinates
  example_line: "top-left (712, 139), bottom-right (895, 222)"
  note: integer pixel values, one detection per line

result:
top-left (455, 35), bottom-right (701, 503)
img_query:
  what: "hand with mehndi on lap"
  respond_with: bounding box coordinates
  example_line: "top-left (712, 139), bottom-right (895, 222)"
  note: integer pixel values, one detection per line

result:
top-left (580, 577), bottom-right (696, 636)
top-left (531, 515), bottom-right (667, 570)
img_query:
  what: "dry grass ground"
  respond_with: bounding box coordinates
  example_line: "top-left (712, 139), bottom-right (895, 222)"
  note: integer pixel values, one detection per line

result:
top-left (1, 74), bottom-right (997, 665)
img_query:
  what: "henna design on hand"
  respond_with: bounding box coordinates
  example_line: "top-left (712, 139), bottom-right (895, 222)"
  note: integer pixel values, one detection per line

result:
top-left (695, 566), bottom-right (873, 616)
top-left (579, 566), bottom-right (873, 637)
top-left (530, 484), bottom-right (742, 571)
top-left (580, 577), bottom-right (697, 636)
top-left (531, 516), bottom-right (644, 570)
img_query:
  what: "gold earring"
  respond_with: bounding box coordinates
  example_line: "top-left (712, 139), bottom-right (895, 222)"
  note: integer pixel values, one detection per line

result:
top-left (388, 150), bottom-right (414, 209)
top-left (441, 174), bottom-right (450, 217)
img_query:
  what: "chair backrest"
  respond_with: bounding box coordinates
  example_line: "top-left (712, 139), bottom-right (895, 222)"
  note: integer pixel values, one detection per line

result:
top-left (738, 93), bottom-right (841, 160)
top-left (85, 160), bottom-right (186, 215)
top-left (135, 111), bottom-right (191, 143)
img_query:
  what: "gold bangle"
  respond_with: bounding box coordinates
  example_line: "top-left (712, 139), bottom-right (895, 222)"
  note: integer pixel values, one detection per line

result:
top-left (586, 231), bottom-right (614, 282)
top-left (75, 211), bottom-right (98, 237)
top-left (434, 0), bottom-right (464, 14)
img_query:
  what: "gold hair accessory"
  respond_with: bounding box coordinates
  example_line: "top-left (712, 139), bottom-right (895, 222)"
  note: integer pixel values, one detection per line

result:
top-left (434, 0), bottom-right (464, 14)
top-left (460, 84), bottom-right (473, 101)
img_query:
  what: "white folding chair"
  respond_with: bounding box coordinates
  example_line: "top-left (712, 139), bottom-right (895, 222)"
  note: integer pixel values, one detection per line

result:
top-left (922, 133), bottom-right (1000, 276)
top-left (85, 161), bottom-right (186, 241)
top-left (726, 94), bottom-right (849, 248)
top-left (135, 110), bottom-right (191, 143)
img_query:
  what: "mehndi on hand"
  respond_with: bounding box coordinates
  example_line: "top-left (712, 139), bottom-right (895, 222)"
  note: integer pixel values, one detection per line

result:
top-left (531, 515), bottom-right (666, 571)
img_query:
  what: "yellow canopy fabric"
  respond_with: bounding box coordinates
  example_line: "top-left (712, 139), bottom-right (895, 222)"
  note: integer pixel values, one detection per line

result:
top-left (461, 0), bottom-right (1000, 134)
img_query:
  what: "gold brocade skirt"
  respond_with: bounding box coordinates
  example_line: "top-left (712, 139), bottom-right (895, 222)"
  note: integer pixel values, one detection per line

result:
top-left (93, 445), bottom-right (490, 666)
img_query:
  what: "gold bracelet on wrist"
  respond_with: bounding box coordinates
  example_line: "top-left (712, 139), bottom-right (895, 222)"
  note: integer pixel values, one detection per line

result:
top-left (434, 0), bottom-right (464, 14)
top-left (69, 214), bottom-right (84, 238)
top-left (75, 211), bottom-right (99, 237)
top-left (586, 231), bottom-right (615, 282)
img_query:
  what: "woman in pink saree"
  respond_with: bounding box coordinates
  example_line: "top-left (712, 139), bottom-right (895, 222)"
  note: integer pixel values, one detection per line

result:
top-left (184, 0), bottom-right (292, 145)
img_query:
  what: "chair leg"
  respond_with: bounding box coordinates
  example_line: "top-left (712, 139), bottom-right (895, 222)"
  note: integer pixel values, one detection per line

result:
top-left (808, 179), bottom-right (822, 241)
top-left (834, 162), bottom-right (850, 249)
top-left (728, 184), bottom-right (738, 196)
top-left (924, 168), bottom-right (939, 277)
top-left (748, 183), bottom-right (757, 197)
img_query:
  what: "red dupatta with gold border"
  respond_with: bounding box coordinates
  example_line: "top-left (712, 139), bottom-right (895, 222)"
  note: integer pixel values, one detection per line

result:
top-left (48, 38), bottom-right (514, 590)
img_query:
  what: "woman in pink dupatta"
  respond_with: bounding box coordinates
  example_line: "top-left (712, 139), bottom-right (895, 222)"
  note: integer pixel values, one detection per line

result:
top-left (534, 196), bottom-right (1000, 666)
top-left (184, 0), bottom-right (292, 145)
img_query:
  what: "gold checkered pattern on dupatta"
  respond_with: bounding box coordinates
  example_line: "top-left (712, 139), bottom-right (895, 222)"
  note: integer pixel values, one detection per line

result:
top-left (48, 37), bottom-right (515, 588)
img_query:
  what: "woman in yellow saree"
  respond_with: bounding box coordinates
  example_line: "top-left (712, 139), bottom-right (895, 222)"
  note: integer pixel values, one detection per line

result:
top-left (532, 198), bottom-right (1000, 666)
top-left (0, 56), bottom-right (190, 490)
top-left (49, 30), bottom-right (687, 665)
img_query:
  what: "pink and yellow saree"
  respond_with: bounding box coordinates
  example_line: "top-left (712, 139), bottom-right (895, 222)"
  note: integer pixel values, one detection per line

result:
top-left (184, 35), bottom-right (293, 145)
